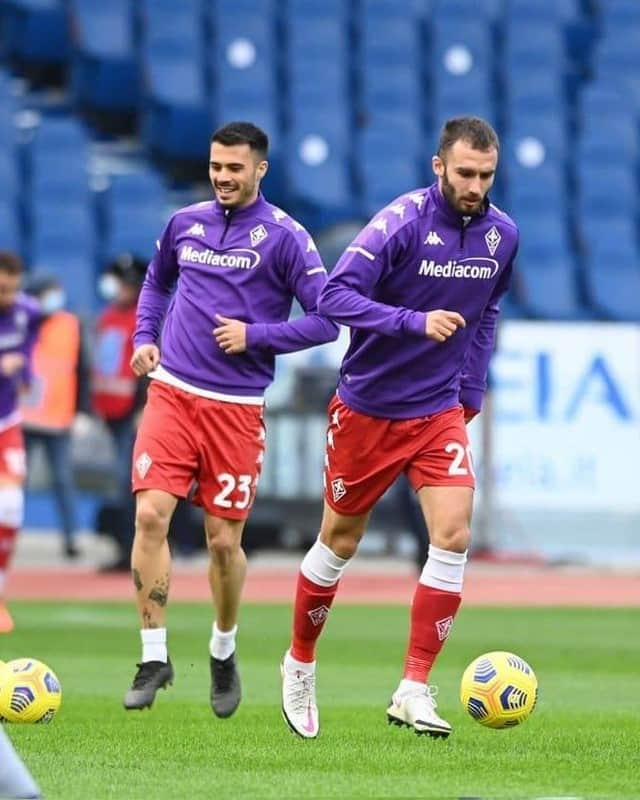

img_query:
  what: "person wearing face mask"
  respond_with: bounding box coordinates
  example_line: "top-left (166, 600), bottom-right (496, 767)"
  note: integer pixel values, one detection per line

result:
top-left (92, 253), bottom-right (148, 572)
top-left (21, 274), bottom-right (90, 560)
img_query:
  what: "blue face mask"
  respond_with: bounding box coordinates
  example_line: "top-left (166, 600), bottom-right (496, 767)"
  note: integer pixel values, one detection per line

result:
top-left (41, 289), bottom-right (66, 315)
top-left (99, 274), bottom-right (120, 301)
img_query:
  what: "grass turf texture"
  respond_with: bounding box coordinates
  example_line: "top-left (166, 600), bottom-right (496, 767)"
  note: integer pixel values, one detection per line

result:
top-left (0, 603), bottom-right (638, 799)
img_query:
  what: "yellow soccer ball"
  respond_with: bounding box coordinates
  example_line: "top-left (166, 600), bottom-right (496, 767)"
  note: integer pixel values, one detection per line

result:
top-left (0, 658), bottom-right (62, 723)
top-left (460, 651), bottom-right (538, 729)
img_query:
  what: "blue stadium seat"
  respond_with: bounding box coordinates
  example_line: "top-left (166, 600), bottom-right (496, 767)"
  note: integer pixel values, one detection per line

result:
top-left (516, 257), bottom-right (584, 320)
top-left (289, 104), bottom-right (351, 151)
top-left (359, 157), bottom-right (421, 218)
top-left (503, 21), bottom-right (565, 73)
top-left (69, 0), bottom-right (139, 114)
top-left (286, 0), bottom-right (349, 21)
top-left (431, 0), bottom-right (501, 24)
top-left (30, 209), bottom-right (96, 311)
top-left (505, 170), bottom-right (566, 214)
top-left (503, 117), bottom-right (568, 172)
top-left (595, 34), bottom-right (640, 112)
top-left (433, 71), bottom-right (494, 128)
top-left (104, 171), bottom-right (167, 263)
top-left (0, 202), bottom-right (21, 253)
top-left (579, 81), bottom-right (629, 122)
top-left (584, 256), bottom-right (640, 322)
top-left (211, 14), bottom-right (276, 97)
top-left (2, 0), bottom-right (69, 66)
top-left (139, 0), bottom-right (203, 46)
top-left (578, 216), bottom-right (638, 256)
top-left (289, 55), bottom-right (349, 108)
top-left (360, 64), bottom-right (422, 119)
top-left (504, 70), bottom-right (565, 121)
top-left (287, 126), bottom-right (357, 229)
top-left (142, 51), bottom-right (210, 162)
top-left (516, 213), bottom-right (572, 259)
top-left (576, 165), bottom-right (636, 221)
top-left (576, 122), bottom-right (638, 168)
top-left (506, 0), bottom-right (579, 24)
top-left (431, 19), bottom-right (492, 73)
top-left (360, 17), bottom-right (421, 70)
top-left (598, 0), bottom-right (640, 30)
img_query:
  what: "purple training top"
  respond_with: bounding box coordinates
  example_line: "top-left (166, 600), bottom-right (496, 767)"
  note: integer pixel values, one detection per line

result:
top-left (135, 193), bottom-right (339, 396)
top-left (0, 293), bottom-right (42, 422)
top-left (319, 183), bottom-right (519, 419)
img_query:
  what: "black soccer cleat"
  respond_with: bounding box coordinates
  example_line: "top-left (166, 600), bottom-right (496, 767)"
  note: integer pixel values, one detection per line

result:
top-left (210, 653), bottom-right (241, 718)
top-left (123, 659), bottom-right (174, 710)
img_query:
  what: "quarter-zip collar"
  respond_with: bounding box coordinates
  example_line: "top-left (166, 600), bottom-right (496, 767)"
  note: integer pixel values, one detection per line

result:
top-left (211, 191), bottom-right (269, 220)
top-left (430, 182), bottom-right (490, 228)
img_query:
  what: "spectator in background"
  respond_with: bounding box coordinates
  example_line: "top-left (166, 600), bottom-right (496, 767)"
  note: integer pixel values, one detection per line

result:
top-left (92, 253), bottom-right (147, 572)
top-left (21, 274), bottom-right (90, 560)
top-left (0, 251), bottom-right (41, 634)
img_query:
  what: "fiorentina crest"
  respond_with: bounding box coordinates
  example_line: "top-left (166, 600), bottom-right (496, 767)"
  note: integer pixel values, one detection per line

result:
top-left (435, 615), bottom-right (454, 641)
top-left (307, 605), bottom-right (330, 626)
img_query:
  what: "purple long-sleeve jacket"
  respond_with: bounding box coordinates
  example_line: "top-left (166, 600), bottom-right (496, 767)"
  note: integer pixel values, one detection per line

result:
top-left (0, 293), bottom-right (42, 423)
top-left (319, 183), bottom-right (519, 419)
top-left (134, 194), bottom-right (339, 397)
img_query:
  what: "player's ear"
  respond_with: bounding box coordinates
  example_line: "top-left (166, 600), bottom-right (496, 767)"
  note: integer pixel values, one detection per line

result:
top-left (257, 159), bottom-right (268, 180)
top-left (432, 154), bottom-right (444, 178)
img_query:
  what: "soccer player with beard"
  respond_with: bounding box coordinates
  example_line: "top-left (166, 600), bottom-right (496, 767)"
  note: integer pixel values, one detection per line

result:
top-left (281, 117), bottom-right (519, 739)
top-left (123, 122), bottom-right (339, 716)
top-left (0, 252), bottom-right (41, 634)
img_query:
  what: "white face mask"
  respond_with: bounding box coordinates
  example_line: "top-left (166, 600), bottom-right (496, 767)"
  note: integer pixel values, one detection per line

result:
top-left (41, 289), bottom-right (66, 315)
top-left (99, 274), bottom-right (120, 301)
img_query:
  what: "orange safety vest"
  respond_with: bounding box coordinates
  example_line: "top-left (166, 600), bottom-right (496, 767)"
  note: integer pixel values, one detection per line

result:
top-left (21, 311), bottom-right (80, 432)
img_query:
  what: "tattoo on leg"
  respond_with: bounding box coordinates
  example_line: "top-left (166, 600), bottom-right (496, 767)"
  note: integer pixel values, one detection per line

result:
top-left (148, 573), bottom-right (169, 608)
top-left (142, 609), bottom-right (158, 629)
top-left (132, 568), bottom-right (143, 592)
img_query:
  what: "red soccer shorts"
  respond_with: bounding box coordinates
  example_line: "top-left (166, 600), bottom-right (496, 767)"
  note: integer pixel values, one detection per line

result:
top-left (323, 396), bottom-right (475, 515)
top-left (132, 381), bottom-right (266, 520)
top-left (0, 424), bottom-right (26, 484)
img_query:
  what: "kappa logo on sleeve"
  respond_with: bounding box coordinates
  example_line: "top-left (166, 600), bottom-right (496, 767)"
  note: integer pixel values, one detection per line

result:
top-left (187, 223), bottom-right (206, 237)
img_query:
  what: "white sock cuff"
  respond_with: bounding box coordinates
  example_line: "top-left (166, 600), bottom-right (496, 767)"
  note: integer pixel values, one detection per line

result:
top-left (141, 627), bottom-right (167, 644)
top-left (213, 622), bottom-right (238, 639)
top-left (300, 537), bottom-right (350, 587)
top-left (419, 546), bottom-right (467, 593)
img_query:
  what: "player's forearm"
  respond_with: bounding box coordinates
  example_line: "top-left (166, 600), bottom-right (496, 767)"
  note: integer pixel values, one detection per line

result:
top-left (459, 311), bottom-right (499, 410)
top-left (133, 281), bottom-right (171, 348)
top-left (246, 314), bottom-right (339, 354)
top-left (318, 283), bottom-right (426, 338)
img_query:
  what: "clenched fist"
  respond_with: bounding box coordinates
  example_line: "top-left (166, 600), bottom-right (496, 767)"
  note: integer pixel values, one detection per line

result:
top-left (425, 310), bottom-right (466, 342)
top-left (130, 344), bottom-right (160, 376)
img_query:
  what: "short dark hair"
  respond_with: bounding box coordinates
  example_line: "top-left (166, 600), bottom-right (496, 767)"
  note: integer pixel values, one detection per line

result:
top-left (211, 121), bottom-right (269, 158)
top-left (0, 250), bottom-right (24, 276)
top-left (438, 116), bottom-right (499, 157)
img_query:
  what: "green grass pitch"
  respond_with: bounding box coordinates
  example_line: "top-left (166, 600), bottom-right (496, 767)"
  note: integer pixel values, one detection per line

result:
top-left (1, 602), bottom-right (638, 799)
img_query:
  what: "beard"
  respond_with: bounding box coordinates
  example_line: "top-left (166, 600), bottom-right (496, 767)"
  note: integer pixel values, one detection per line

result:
top-left (441, 169), bottom-right (485, 215)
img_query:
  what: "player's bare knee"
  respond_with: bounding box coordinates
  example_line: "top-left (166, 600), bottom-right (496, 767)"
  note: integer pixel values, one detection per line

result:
top-left (134, 499), bottom-right (171, 543)
top-left (320, 530), bottom-right (360, 559)
top-left (430, 524), bottom-right (470, 553)
top-left (205, 518), bottom-right (242, 562)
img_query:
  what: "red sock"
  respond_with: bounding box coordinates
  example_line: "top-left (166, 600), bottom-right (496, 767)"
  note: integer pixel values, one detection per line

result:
top-left (0, 525), bottom-right (18, 574)
top-left (290, 573), bottom-right (340, 662)
top-left (403, 583), bottom-right (462, 683)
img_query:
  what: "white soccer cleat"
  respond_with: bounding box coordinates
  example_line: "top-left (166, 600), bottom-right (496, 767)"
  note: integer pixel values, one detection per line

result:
top-left (281, 653), bottom-right (319, 739)
top-left (386, 686), bottom-right (452, 738)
